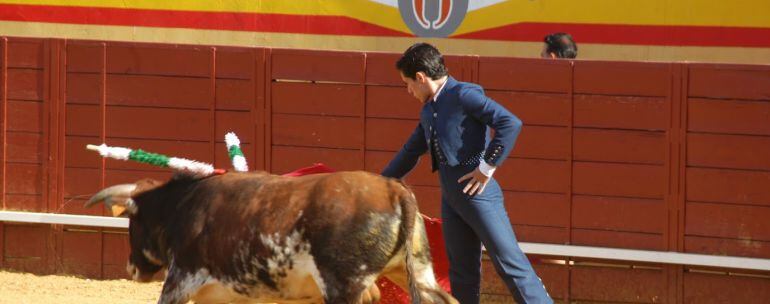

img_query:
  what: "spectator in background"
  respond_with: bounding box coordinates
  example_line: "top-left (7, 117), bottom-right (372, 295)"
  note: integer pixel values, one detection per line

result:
top-left (541, 32), bottom-right (577, 59)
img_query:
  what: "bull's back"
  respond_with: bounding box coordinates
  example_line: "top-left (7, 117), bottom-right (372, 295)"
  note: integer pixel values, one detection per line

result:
top-left (184, 170), bottom-right (412, 254)
top-left (303, 171), bottom-right (406, 215)
top-left (203, 170), bottom-right (406, 219)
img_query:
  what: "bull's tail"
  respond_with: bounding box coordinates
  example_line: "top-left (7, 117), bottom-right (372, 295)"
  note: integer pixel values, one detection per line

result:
top-left (397, 184), bottom-right (422, 304)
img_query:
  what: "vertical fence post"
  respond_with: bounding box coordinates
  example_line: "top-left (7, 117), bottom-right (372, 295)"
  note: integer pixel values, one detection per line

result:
top-left (252, 48), bottom-right (267, 171)
top-left (209, 47), bottom-right (217, 166)
top-left (42, 38), bottom-right (54, 273)
top-left (676, 63), bottom-right (690, 304)
top-left (666, 62), bottom-right (683, 304)
top-left (264, 49), bottom-right (272, 172)
top-left (0, 37), bottom-right (7, 269)
top-left (45, 38), bottom-right (66, 274)
top-left (97, 42), bottom-right (108, 278)
top-left (565, 59), bottom-right (576, 303)
top-left (361, 53), bottom-right (367, 170)
top-left (54, 38), bottom-right (67, 275)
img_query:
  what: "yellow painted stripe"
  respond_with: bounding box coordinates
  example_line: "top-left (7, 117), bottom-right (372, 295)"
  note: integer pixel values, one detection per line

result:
top-left (3, 0), bottom-right (769, 37)
top-left (455, 0), bottom-right (770, 35)
top-left (0, 0), bottom-right (410, 33)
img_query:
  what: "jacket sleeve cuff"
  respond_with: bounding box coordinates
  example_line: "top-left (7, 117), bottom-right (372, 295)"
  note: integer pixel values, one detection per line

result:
top-left (483, 144), bottom-right (505, 166)
top-left (478, 160), bottom-right (497, 177)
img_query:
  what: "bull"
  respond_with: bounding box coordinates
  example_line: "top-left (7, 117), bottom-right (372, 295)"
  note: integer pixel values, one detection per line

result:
top-left (86, 170), bottom-right (457, 304)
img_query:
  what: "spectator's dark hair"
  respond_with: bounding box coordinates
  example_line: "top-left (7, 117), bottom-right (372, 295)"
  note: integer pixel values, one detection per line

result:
top-left (544, 33), bottom-right (578, 59)
top-left (395, 43), bottom-right (448, 80)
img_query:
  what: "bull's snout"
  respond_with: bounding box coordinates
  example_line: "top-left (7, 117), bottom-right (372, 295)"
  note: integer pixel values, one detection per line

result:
top-left (126, 262), bottom-right (155, 283)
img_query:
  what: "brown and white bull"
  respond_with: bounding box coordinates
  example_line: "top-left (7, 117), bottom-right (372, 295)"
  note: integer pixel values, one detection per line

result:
top-left (86, 170), bottom-right (457, 304)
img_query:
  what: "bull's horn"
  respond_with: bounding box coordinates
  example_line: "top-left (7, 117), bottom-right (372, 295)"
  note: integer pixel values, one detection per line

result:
top-left (85, 184), bottom-right (137, 216)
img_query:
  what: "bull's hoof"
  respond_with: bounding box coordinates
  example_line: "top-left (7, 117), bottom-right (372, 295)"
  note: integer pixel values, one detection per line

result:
top-left (358, 283), bottom-right (381, 304)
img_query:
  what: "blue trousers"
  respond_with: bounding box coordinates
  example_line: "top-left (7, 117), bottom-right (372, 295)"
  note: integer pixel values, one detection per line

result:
top-left (438, 164), bottom-right (553, 304)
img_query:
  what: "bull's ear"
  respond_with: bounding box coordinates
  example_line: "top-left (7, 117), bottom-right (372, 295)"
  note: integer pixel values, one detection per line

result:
top-left (101, 195), bottom-right (137, 217)
top-left (111, 205), bottom-right (127, 217)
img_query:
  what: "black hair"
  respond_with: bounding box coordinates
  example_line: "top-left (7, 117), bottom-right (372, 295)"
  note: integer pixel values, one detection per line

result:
top-left (544, 33), bottom-right (578, 59)
top-left (395, 43), bottom-right (448, 80)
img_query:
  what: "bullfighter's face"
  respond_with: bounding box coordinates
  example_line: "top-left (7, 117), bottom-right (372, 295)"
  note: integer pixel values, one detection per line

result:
top-left (401, 71), bottom-right (433, 103)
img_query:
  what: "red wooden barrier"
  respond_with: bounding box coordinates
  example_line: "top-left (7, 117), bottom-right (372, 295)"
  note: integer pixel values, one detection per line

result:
top-left (0, 37), bottom-right (769, 303)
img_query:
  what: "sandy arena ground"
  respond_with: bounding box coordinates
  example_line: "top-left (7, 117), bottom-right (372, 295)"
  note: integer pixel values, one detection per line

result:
top-left (0, 270), bottom-right (163, 304)
top-left (0, 270), bottom-right (516, 304)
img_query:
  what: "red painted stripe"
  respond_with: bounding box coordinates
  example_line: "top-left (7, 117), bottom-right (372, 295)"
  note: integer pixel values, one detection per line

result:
top-left (453, 22), bottom-right (770, 47)
top-left (414, 0), bottom-right (429, 29)
top-left (0, 3), bottom-right (412, 37)
top-left (438, 0), bottom-right (450, 27)
top-left (1, 4), bottom-right (768, 47)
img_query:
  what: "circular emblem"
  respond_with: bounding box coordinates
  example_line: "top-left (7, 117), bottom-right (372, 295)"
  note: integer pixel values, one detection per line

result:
top-left (399, 0), bottom-right (469, 37)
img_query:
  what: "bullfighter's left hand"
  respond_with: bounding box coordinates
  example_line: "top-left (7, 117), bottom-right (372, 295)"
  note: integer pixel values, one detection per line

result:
top-left (458, 168), bottom-right (490, 196)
